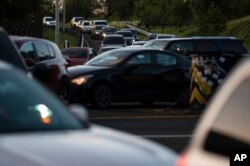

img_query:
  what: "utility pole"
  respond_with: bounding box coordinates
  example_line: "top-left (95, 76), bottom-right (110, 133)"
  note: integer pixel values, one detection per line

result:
top-left (63, 0), bottom-right (66, 32)
top-left (55, 0), bottom-right (60, 45)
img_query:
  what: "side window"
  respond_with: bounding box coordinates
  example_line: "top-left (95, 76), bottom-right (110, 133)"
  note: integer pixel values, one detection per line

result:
top-left (194, 40), bottom-right (219, 53)
top-left (34, 43), bottom-right (55, 61)
top-left (127, 53), bottom-right (151, 66)
top-left (19, 42), bottom-right (37, 61)
top-left (168, 41), bottom-right (193, 56)
top-left (156, 53), bottom-right (177, 66)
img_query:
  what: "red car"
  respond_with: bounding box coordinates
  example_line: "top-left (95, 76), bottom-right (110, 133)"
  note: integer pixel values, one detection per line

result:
top-left (62, 47), bottom-right (96, 66)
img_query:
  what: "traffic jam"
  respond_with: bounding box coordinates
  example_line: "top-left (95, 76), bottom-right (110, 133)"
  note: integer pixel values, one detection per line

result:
top-left (0, 1), bottom-right (250, 166)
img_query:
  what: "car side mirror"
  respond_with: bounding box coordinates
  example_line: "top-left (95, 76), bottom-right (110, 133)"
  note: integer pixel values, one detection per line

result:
top-left (69, 104), bottom-right (90, 128)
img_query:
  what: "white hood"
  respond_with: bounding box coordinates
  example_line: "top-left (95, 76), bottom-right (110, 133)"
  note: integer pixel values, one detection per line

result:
top-left (0, 125), bottom-right (177, 166)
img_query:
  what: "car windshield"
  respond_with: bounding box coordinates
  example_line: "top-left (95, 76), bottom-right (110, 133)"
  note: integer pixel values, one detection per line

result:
top-left (103, 27), bottom-right (116, 33)
top-left (142, 40), bottom-right (169, 50)
top-left (46, 18), bottom-right (54, 21)
top-left (85, 50), bottom-right (129, 67)
top-left (0, 70), bottom-right (82, 133)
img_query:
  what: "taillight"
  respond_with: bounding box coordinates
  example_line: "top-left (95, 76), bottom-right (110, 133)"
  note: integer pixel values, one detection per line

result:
top-left (176, 152), bottom-right (188, 166)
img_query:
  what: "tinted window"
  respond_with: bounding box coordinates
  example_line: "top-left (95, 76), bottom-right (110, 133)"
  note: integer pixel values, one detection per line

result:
top-left (218, 40), bottom-right (248, 53)
top-left (116, 32), bottom-right (133, 37)
top-left (156, 53), bottom-right (177, 66)
top-left (34, 43), bottom-right (55, 61)
top-left (127, 53), bottom-right (151, 65)
top-left (20, 42), bottom-right (37, 61)
top-left (194, 40), bottom-right (220, 53)
top-left (95, 21), bottom-right (108, 25)
top-left (83, 22), bottom-right (90, 26)
top-left (168, 41), bottom-right (193, 56)
top-left (0, 71), bottom-right (82, 132)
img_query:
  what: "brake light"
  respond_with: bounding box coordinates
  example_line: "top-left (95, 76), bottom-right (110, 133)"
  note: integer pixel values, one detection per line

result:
top-left (176, 152), bottom-right (188, 166)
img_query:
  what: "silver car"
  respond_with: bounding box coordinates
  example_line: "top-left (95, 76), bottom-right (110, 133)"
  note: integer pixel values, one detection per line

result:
top-left (0, 60), bottom-right (177, 166)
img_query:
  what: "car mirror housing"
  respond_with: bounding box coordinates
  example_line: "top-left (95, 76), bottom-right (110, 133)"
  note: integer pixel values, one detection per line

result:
top-left (68, 104), bottom-right (90, 128)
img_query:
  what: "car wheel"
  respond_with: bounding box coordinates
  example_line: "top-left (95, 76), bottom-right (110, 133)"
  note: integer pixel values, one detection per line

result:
top-left (58, 84), bottom-right (71, 104)
top-left (92, 84), bottom-right (112, 109)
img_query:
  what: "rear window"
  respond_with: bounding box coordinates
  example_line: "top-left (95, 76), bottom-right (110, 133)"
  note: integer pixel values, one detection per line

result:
top-left (95, 21), bottom-right (108, 25)
top-left (218, 40), bottom-right (249, 53)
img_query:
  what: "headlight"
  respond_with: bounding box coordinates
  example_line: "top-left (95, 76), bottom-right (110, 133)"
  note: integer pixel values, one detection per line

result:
top-left (71, 75), bottom-right (93, 85)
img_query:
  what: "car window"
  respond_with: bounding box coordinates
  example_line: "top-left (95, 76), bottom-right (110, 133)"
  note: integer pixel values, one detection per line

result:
top-left (194, 40), bottom-right (220, 53)
top-left (218, 40), bottom-right (249, 53)
top-left (156, 53), bottom-right (177, 66)
top-left (0, 71), bottom-right (82, 132)
top-left (168, 41), bottom-right (193, 56)
top-left (142, 40), bottom-right (169, 50)
top-left (127, 53), bottom-right (152, 65)
top-left (103, 37), bottom-right (124, 44)
top-left (34, 43), bottom-right (55, 61)
top-left (19, 42), bottom-right (37, 61)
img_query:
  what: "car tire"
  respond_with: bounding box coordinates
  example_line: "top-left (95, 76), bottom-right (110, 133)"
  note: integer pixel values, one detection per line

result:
top-left (92, 84), bottom-right (112, 109)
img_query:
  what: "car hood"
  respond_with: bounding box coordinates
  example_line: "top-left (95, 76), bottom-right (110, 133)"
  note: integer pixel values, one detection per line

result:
top-left (68, 65), bottom-right (113, 78)
top-left (0, 125), bottom-right (177, 166)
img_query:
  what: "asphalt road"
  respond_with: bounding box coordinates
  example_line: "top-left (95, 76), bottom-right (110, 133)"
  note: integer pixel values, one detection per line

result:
top-left (87, 103), bottom-right (202, 153)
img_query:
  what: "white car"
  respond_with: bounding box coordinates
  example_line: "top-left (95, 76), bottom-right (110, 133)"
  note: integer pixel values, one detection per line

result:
top-left (43, 16), bottom-right (56, 27)
top-left (176, 58), bottom-right (250, 166)
top-left (0, 60), bottom-right (177, 166)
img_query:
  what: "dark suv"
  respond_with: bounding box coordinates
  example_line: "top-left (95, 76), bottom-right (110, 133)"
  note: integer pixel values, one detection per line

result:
top-left (143, 37), bottom-right (250, 109)
top-left (10, 36), bottom-right (71, 102)
top-left (142, 37), bottom-right (249, 57)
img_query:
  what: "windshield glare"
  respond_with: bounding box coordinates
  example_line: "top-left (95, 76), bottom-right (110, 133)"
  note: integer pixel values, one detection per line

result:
top-left (85, 50), bottom-right (129, 66)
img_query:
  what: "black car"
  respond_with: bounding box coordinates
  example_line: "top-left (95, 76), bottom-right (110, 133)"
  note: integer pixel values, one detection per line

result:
top-left (68, 48), bottom-right (191, 109)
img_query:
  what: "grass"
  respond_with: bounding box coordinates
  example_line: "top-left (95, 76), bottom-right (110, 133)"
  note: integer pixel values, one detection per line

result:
top-left (43, 26), bottom-right (78, 49)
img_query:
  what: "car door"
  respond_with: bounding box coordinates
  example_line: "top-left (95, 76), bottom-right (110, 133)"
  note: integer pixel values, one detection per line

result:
top-left (152, 51), bottom-right (182, 101)
top-left (119, 52), bottom-right (154, 101)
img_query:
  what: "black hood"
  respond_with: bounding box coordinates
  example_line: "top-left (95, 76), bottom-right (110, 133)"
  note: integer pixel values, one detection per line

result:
top-left (68, 65), bottom-right (112, 78)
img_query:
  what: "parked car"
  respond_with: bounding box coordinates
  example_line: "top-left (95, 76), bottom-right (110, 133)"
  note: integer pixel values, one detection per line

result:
top-left (90, 20), bottom-right (108, 34)
top-left (100, 26), bottom-right (117, 39)
top-left (100, 34), bottom-right (126, 49)
top-left (91, 25), bottom-right (107, 39)
top-left (10, 36), bottom-right (71, 102)
top-left (115, 30), bottom-right (135, 45)
top-left (68, 48), bottom-right (191, 109)
top-left (77, 20), bottom-right (91, 33)
top-left (0, 60), bottom-right (177, 166)
top-left (146, 33), bottom-right (157, 40)
top-left (42, 16), bottom-right (56, 27)
top-left (121, 28), bottom-right (138, 40)
top-left (62, 47), bottom-right (96, 66)
top-left (71, 16), bottom-right (84, 29)
top-left (176, 58), bottom-right (250, 166)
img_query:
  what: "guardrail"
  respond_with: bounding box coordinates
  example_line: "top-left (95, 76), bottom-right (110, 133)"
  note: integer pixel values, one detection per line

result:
top-left (126, 24), bottom-right (151, 36)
